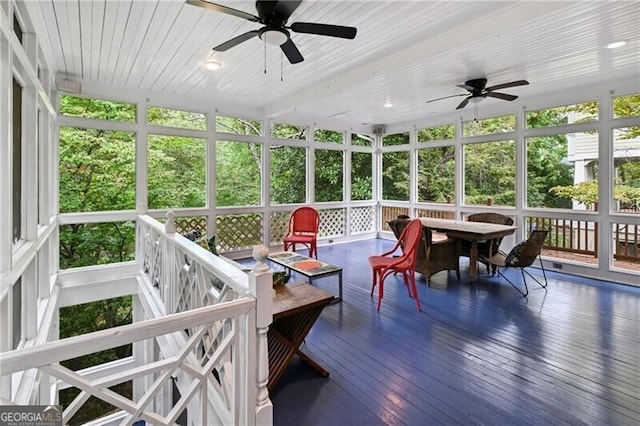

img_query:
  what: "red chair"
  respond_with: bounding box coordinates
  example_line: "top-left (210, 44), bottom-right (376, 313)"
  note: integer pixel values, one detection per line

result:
top-left (368, 218), bottom-right (423, 312)
top-left (283, 207), bottom-right (320, 259)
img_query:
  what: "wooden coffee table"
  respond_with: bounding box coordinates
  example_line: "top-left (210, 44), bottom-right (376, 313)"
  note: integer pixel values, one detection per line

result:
top-left (269, 282), bottom-right (334, 392)
top-left (268, 251), bottom-right (343, 301)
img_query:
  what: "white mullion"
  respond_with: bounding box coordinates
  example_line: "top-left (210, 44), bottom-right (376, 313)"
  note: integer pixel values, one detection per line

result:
top-left (23, 83), bottom-right (38, 241)
top-left (261, 117), bottom-right (269, 244)
top-left (515, 105), bottom-right (526, 238)
top-left (598, 90), bottom-right (613, 272)
top-left (208, 112), bottom-right (216, 237)
top-left (137, 101), bottom-right (148, 214)
top-left (0, 34), bottom-right (12, 274)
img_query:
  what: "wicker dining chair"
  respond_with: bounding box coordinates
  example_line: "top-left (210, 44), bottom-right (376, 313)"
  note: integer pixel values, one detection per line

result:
top-left (388, 218), bottom-right (459, 286)
top-left (460, 212), bottom-right (514, 274)
top-left (487, 229), bottom-right (549, 297)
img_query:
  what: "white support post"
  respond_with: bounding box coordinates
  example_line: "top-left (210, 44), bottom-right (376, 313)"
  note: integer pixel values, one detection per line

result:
top-left (249, 245), bottom-right (273, 426)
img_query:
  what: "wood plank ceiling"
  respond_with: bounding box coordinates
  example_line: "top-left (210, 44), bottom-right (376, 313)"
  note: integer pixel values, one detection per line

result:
top-left (33, 0), bottom-right (640, 129)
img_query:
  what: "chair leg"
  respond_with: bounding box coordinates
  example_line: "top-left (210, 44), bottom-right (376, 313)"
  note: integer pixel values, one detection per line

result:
top-left (409, 271), bottom-right (421, 311)
top-left (496, 268), bottom-right (528, 297)
top-left (377, 277), bottom-right (384, 311)
top-left (370, 269), bottom-right (377, 297)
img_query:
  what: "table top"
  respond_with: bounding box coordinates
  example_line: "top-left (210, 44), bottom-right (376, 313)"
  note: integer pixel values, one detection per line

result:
top-left (268, 251), bottom-right (342, 277)
top-left (272, 282), bottom-right (334, 319)
top-left (418, 217), bottom-right (517, 240)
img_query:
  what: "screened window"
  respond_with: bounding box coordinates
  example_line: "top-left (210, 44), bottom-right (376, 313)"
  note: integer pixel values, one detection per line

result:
top-left (12, 278), bottom-right (21, 349)
top-left (463, 115), bottom-right (515, 137)
top-left (216, 140), bottom-right (262, 207)
top-left (314, 128), bottom-right (343, 144)
top-left (13, 78), bottom-right (22, 243)
top-left (60, 95), bottom-right (136, 123)
top-left (351, 133), bottom-right (373, 146)
top-left (464, 141), bottom-right (515, 206)
top-left (417, 124), bottom-right (455, 142)
top-left (315, 149), bottom-right (344, 202)
top-left (59, 221), bottom-right (136, 269)
top-left (613, 127), bottom-right (640, 214)
top-left (526, 134), bottom-right (574, 208)
top-left (270, 145), bottom-right (306, 204)
top-left (148, 135), bottom-right (206, 209)
top-left (612, 93), bottom-right (640, 118)
top-left (351, 152), bottom-right (373, 200)
top-left (526, 101), bottom-right (598, 128)
top-left (147, 106), bottom-right (206, 130)
top-left (417, 146), bottom-right (455, 203)
top-left (271, 123), bottom-right (307, 140)
top-left (59, 127), bottom-right (135, 212)
top-left (382, 151), bottom-right (410, 201)
top-left (382, 132), bottom-right (410, 147)
top-left (216, 115), bottom-right (262, 135)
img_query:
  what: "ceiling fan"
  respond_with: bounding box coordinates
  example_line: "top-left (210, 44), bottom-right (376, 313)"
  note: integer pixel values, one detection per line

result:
top-left (426, 78), bottom-right (529, 110)
top-left (186, 0), bottom-right (357, 64)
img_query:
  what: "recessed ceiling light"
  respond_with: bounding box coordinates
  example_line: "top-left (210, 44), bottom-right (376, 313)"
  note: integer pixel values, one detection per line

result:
top-left (384, 101), bottom-right (394, 108)
top-left (606, 41), bottom-right (627, 49)
top-left (205, 60), bottom-right (222, 71)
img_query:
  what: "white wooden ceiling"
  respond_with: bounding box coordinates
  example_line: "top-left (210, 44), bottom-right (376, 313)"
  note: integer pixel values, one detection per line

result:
top-left (33, 0), bottom-right (640, 129)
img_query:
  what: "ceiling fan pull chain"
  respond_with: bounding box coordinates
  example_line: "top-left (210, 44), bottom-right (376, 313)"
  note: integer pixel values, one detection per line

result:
top-left (264, 37), bottom-right (267, 74)
top-left (281, 51), bottom-right (284, 82)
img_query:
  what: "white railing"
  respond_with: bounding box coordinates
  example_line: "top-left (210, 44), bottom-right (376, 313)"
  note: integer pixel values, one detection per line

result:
top-left (1, 214), bottom-right (274, 425)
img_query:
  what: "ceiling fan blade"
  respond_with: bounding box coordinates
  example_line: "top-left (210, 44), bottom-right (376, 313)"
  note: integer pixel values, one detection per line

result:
top-left (186, 0), bottom-right (259, 22)
top-left (485, 92), bottom-right (518, 101)
top-left (290, 22), bottom-right (357, 39)
top-left (213, 31), bottom-right (259, 51)
top-left (456, 84), bottom-right (475, 91)
top-left (426, 93), bottom-right (467, 103)
top-left (456, 97), bottom-right (471, 110)
top-left (485, 80), bottom-right (529, 92)
top-left (280, 38), bottom-right (304, 64)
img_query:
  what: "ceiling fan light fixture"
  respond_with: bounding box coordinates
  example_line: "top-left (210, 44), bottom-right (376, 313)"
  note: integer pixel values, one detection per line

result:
top-left (259, 28), bottom-right (289, 46)
top-left (606, 40), bottom-right (627, 49)
top-left (469, 96), bottom-right (485, 104)
top-left (205, 60), bottom-right (222, 71)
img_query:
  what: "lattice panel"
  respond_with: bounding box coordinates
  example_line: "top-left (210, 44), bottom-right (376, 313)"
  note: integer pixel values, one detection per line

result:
top-left (172, 216), bottom-right (208, 235)
top-left (216, 213), bottom-right (263, 251)
top-left (270, 211), bottom-right (291, 245)
top-left (319, 208), bottom-right (346, 238)
top-left (416, 208), bottom-right (454, 220)
top-left (381, 206), bottom-right (410, 231)
top-left (141, 225), bottom-right (163, 296)
top-left (351, 206), bottom-right (376, 234)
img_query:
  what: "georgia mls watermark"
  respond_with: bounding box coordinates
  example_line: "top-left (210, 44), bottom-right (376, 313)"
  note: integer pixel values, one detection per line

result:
top-left (0, 405), bottom-right (62, 426)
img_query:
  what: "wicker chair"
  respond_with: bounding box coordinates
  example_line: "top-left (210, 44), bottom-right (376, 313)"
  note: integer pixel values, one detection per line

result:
top-left (388, 219), bottom-right (460, 286)
top-left (460, 212), bottom-right (514, 274)
top-left (487, 229), bottom-right (549, 296)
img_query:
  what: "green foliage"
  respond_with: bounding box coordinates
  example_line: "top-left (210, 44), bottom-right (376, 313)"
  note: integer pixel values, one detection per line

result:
top-left (417, 124), bottom-right (455, 142)
top-left (382, 151), bottom-right (409, 200)
top-left (59, 127), bottom-right (136, 213)
top-left (59, 222), bottom-right (136, 269)
top-left (464, 141), bottom-right (515, 206)
top-left (216, 140), bottom-right (262, 206)
top-left (382, 132), bottom-right (410, 146)
top-left (351, 133), bottom-right (373, 146)
top-left (463, 114), bottom-right (515, 136)
top-left (216, 115), bottom-right (262, 135)
top-left (270, 145), bottom-right (306, 204)
top-left (351, 152), bottom-right (373, 200)
top-left (526, 135), bottom-right (573, 208)
top-left (315, 149), bottom-right (344, 202)
top-left (551, 180), bottom-right (640, 209)
top-left (613, 94), bottom-right (640, 119)
top-left (59, 95), bottom-right (136, 122)
top-left (147, 106), bottom-right (206, 130)
top-left (315, 129), bottom-right (344, 143)
top-left (417, 146), bottom-right (454, 202)
top-left (272, 123), bottom-right (307, 140)
top-left (148, 135), bottom-right (206, 209)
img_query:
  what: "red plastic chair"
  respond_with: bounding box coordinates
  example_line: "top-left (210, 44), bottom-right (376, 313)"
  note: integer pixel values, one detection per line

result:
top-left (283, 207), bottom-right (320, 259)
top-left (368, 218), bottom-right (423, 311)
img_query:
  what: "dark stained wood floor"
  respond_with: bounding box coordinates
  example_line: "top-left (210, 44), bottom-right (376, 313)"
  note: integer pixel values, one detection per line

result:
top-left (261, 239), bottom-right (640, 426)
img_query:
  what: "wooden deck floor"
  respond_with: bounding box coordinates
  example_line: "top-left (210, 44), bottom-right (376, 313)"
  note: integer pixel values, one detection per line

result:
top-left (263, 239), bottom-right (640, 426)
